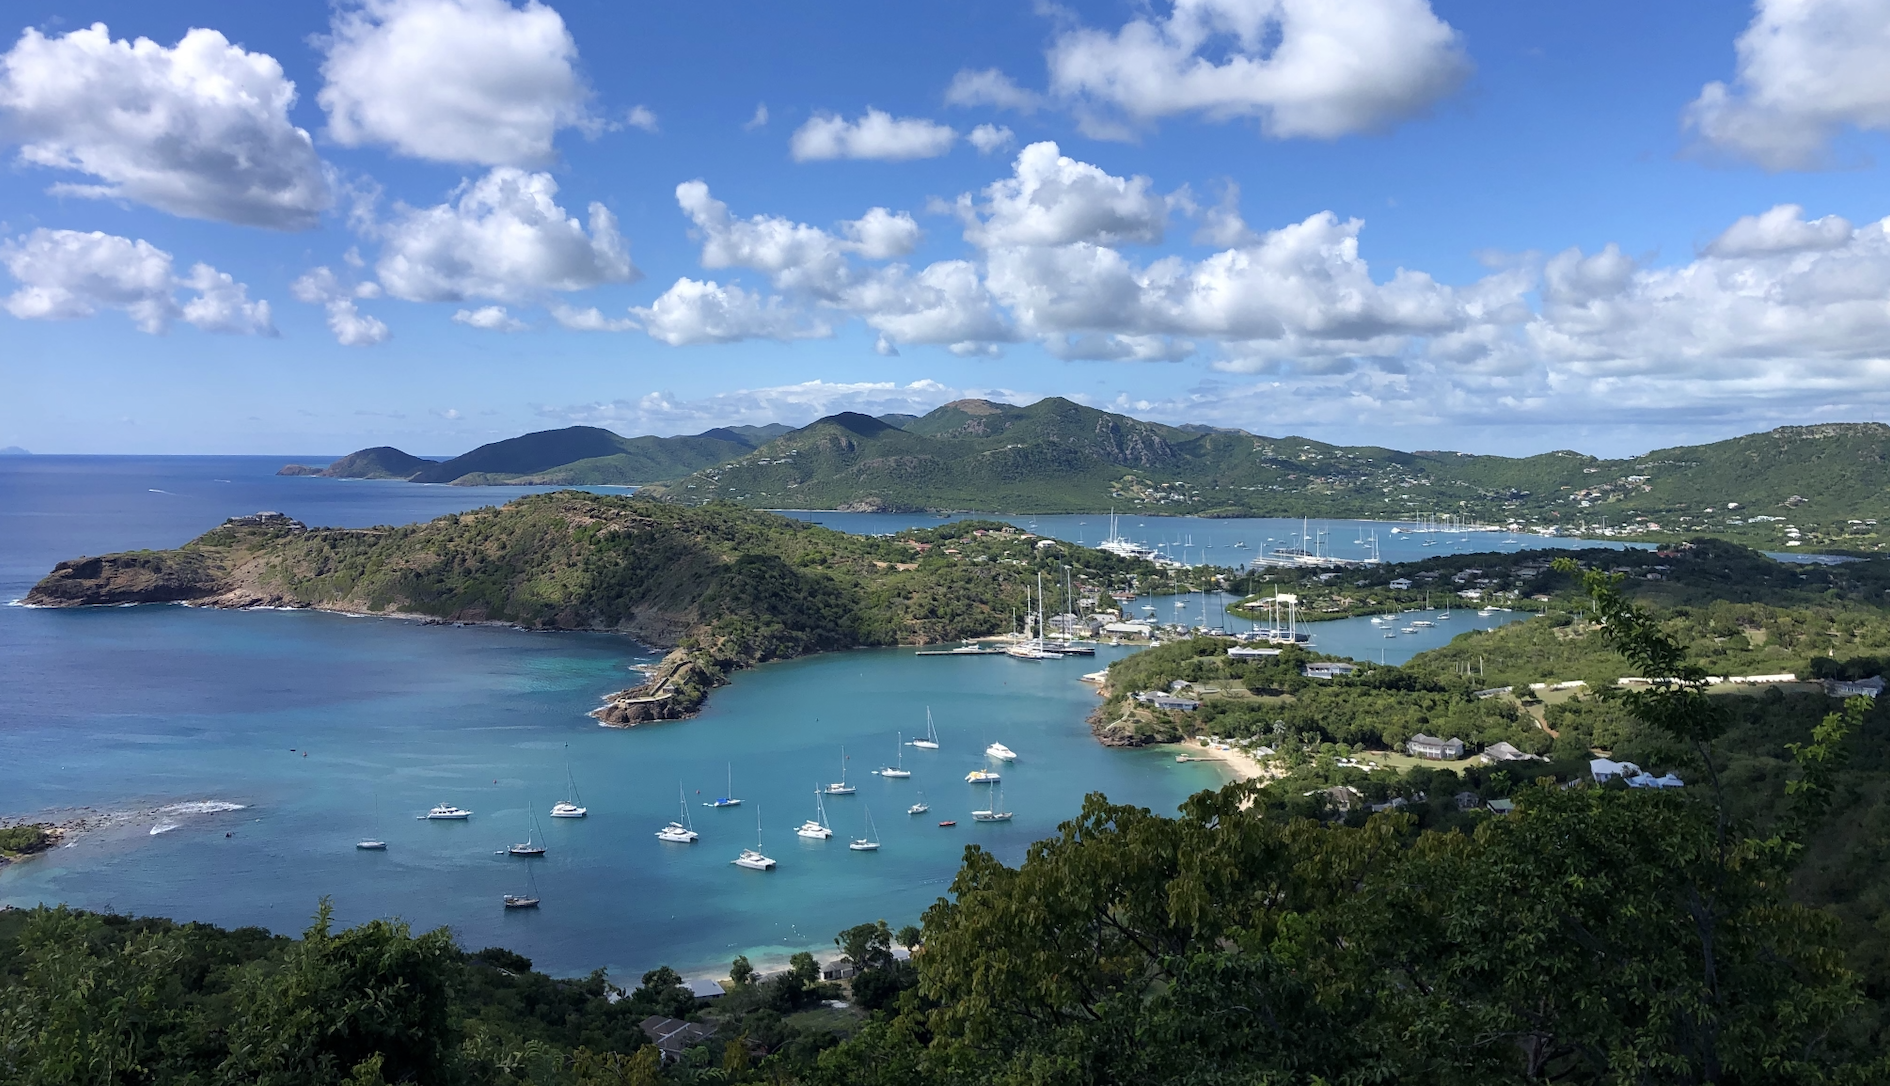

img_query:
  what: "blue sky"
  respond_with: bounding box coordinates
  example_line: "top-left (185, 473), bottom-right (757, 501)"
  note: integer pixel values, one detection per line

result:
top-left (6, 0), bottom-right (1890, 456)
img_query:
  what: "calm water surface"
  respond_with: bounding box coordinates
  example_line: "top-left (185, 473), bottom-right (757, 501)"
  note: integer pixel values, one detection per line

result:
top-left (2, 458), bottom-right (1240, 976)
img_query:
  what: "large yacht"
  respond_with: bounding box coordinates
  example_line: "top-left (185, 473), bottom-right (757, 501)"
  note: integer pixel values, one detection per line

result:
top-left (424, 804), bottom-right (471, 820)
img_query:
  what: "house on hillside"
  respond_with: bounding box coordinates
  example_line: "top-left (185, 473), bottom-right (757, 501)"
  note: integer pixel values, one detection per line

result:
top-left (640, 1016), bottom-right (715, 1062)
top-left (1134, 691), bottom-right (1200, 711)
top-left (1301, 662), bottom-right (1358, 680)
top-left (1825, 675), bottom-right (1885, 699)
top-left (1589, 758), bottom-right (1641, 782)
top-left (1388, 578), bottom-right (1413, 590)
top-left (1407, 734), bottom-right (1465, 760)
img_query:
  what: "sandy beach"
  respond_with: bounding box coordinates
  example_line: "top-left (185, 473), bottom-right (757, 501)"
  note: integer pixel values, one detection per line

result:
top-left (1161, 739), bottom-right (1275, 782)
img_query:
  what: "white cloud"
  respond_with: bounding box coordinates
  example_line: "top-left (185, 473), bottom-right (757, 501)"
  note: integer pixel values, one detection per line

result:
top-left (630, 278), bottom-right (830, 345)
top-left (291, 265), bottom-right (390, 345)
top-left (453, 304), bottom-right (527, 331)
top-left (377, 168), bottom-right (635, 303)
top-left (967, 123), bottom-right (1015, 154)
top-left (744, 102), bottom-right (769, 130)
top-left (1686, 0), bottom-right (1890, 170)
top-left (1046, 0), bottom-right (1470, 139)
top-left (2, 228), bottom-right (273, 334)
top-left (549, 302), bottom-right (635, 331)
top-left (0, 23), bottom-right (328, 229)
top-left (945, 68), bottom-right (1044, 113)
top-left (966, 142), bottom-right (1169, 248)
top-left (1043, 333), bottom-right (1193, 362)
top-left (789, 109), bottom-right (957, 161)
top-left (840, 206), bottom-right (923, 259)
top-left (845, 261), bottom-right (1014, 348)
top-left (318, 0), bottom-right (590, 166)
top-left (676, 180), bottom-right (918, 297)
top-left (625, 105), bottom-right (659, 133)
top-left (1706, 204), bottom-right (1854, 256)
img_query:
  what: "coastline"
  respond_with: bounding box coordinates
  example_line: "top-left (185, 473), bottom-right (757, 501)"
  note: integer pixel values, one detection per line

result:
top-left (1160, 739), bottom-right (1275, 783)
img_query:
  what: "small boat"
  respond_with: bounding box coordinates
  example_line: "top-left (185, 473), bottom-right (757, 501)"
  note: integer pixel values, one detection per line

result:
top-left (1384, 632), bottom-right (1396, 639)
top-left (355, 840), bottom-right (386, 851)
top-left (509, 807), bottom-right (547, 856)
top-left (704, 763), bottom-right (742, 808)
top-left (1401, 626), bottom-right (1419, 634)
top-left (907, 791), bottom-right (929, 815)
top-left (424, 804), bottom-right (471, 820)
top-left (937, 820), bottom-right (957, 827)
top-left (1005, 641), bottom-right (1055, 660)
top-left (849, 806), bottom-right (881, 851)
top-left (908, 708), bottom-right (941, 750)
top-left (966, 769), bottom-right (1001, 783)
top-left (358, 792), bottom-right (387, 849)
top-left (986, 742), bottom-right (1017, 761)
top-left (656, 782), bottom-right (698, 843)
top-left (505, 866), bottom-right (541, 908)
top-left (550, 758), bottom-right (587, 818)
top-left (1411, 620), bottom-right (1434, 628)
top-left (879, 734), bottom-right (912, 778)
top-left (732, 806), bottom-right (775, 870)
top-left (797, 787), bottom-right (834, 839)
top-left (972, 785), bottom-right (1013, 822)
top-left (824, 746), bottom-right (856, 795)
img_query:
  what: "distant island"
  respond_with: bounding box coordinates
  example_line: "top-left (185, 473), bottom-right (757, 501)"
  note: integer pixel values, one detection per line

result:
top-left (0, 446), bottom-right (29, 455)
top-left (279, 400), bottom-right (1890, 553)
top-left (24, 496), bottom-right (1165, 724)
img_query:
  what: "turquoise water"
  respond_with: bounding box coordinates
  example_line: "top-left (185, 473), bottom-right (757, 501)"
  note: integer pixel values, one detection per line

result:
top-left (1, 457), bottom-right (1233, 977)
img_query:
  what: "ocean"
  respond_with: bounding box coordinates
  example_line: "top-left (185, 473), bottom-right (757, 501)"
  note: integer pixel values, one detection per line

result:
top-left (0, 456), bottom-right (1532, 979)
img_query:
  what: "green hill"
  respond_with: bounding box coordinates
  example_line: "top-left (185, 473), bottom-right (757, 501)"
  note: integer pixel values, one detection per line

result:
top-left (281, 425), bottom-right (775, 486)
top-left (276, 446), bottom-right (437, 479)
top-left (643, 400), bottom-right (1890, 551)
top-left (25, 495), bottom-right (1161, 722)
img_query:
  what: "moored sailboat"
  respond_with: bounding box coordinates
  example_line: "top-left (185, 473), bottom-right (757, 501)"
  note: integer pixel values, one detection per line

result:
top-left (656, 782), bottom-right (699, 843)
top-left (732, 806), bottom-right (775, 870)
top-left (907, 708), bottom-right (940, 750)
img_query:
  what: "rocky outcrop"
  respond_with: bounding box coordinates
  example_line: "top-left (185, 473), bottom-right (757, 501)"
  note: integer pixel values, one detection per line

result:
top-left (25, 552), bottom-right (225, 607)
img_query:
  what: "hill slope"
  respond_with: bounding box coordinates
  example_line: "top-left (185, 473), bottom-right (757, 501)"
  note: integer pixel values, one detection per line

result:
top-left (26, 495), bottom-right (1161, 722)
top-left (644, 400), bottom-right (1890, 551)
top-left (280, 426), bottom-right (769, 486)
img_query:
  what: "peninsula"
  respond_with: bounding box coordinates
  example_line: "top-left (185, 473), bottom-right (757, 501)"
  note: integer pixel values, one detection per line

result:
top-left (25, 495), bottom-right (1163, 723)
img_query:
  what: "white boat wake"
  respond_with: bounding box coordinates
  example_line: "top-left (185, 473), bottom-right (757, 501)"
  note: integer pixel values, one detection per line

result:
top-left (149, 822), bottom-right (180, 835)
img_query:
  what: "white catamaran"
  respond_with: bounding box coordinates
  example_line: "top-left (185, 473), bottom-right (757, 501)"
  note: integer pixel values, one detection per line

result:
top-left (732, 806), bottom-right (776, 870)
top-left (550, 757), bottom-right (587, 818)
top-left (797, 787), bottom-right (834, 839)
top-left (656, 782), bottom-right (699, 843)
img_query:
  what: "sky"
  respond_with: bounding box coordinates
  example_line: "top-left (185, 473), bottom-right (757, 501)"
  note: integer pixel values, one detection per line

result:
top-left (6, 0), bottom-right (1890, 457)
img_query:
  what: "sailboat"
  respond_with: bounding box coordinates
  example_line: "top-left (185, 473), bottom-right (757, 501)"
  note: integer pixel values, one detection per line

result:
top-left (357, 793), bottom-right (387, 850)
top-left (907, 708), bottom-right (940, 750)
top-left (550, 757), bottom-right (587, 818)
top-left (504, 865), bottom-right (540, 909)
top-left (1006, 572), bottom-right (1057, 659)
top-left (824, 747), bottom-right (856, 795)
top-left (907, 790), bottom-right (929, 815)
top-left (508, 806), bottom-right (547, 856)
top-left (704, 764), bottom-right (742, 807)
top-left (972, 784), bottom-right (1013, 822)
top-left (849, 805), bottom-right (881, 851)
top-left (656, 782), bottom-right (698, 843)
top-left (797, 787), bottom-right (834, 839)
top-left (879, 734), bottom-right (912, 778)
top-left (732, 806), bottom-right (776, 870)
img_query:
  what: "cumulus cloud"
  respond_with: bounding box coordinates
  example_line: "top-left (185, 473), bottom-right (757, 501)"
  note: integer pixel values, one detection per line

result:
top-left (377, 168), bottom-right (635, 303)
top-left (290, 265), bottom-right (390, 345)
top-left (0, 23), bottom-right (328, 228)
top-left (549, 302), bottom-right (635, 331)
top-left (453, 305), bottom-right (527, 331)
top-left (318, 0), bottom-right (590, 166)
top-left (1707, 203), bottom-right (1854, 256)
top-left (965, 142), bottom-right (1169, 248)
top-left (624, 105), bottom-right (659, 133)
top-left (945, 68), bottom-right (1044, 113)
top-left (676, 180), bottom-right (918, 297)
top-left (744, 102), bottom-right (769, 130)
top-left (789, 109), bottom-right (957, 161)
top-left (967, 123), bottom-right (1016, 154)
top-left (2, 228), bottom-right (273, 334)
top-left (1686, 0), bottom-right (1890, 170)
top-left (629, 278), bottom-right (830, 345)
top-left (1045, 0), bottom-right (1470, 139)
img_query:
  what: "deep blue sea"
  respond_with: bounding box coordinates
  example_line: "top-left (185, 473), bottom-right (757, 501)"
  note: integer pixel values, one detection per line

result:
top-left (0, 456), bottom-right (1547, 979)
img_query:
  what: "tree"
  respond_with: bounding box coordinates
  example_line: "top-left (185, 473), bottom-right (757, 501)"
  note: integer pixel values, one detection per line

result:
top-left (729, 954), bottom-right (755, 988)
top-left (835, 920), bottom-right (894, 973)
top-left (894, 925), bottom-right (921, 951)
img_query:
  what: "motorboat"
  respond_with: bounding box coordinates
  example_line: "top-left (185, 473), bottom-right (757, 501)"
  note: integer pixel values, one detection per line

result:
top-left (1411, 620), bottom-right (1435, 628)
top-left (656, 782), bottom-right (698, 843)
top-left (824, 746), bottom-right (856, 795)
top-left (704, 763), bottom-right (743, 807)
top-left (879, 734), bottom-right (912, 778)
top-left (797, 788), bottom-right (834, 839)
top-left (907, 708), bottom-right (941, 749)
top-left (985, 742), bottom-right (1017, 761)
top-left (937, 820), bottom-right (957, 827)
top-left (424, 804), bottom-right (471, 820)
top-left (732, 806), bottom-right (775, 869)
top-left (965, 769), bottom-right (1001, 783)
top-left (502, 894), bottom-right (540, 909)
top-left (355, 840), bottom-right (386, 851)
